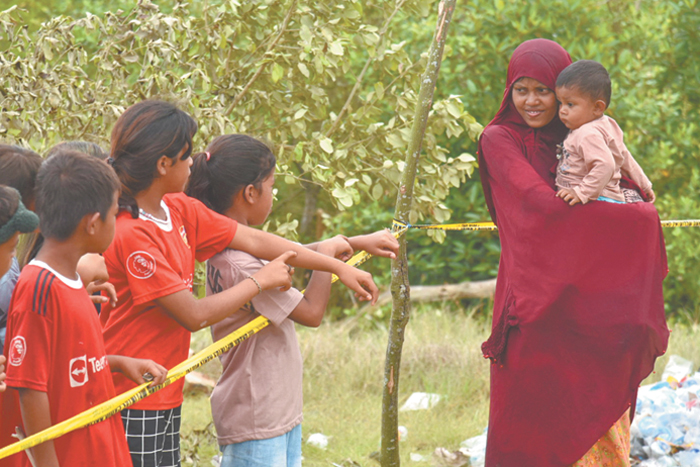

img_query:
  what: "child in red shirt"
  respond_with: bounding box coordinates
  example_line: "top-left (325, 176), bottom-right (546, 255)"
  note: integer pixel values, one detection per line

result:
top-left (101, 100), bottom-right (382, 467)
top-left (0, 150), bottom-right (167, 467)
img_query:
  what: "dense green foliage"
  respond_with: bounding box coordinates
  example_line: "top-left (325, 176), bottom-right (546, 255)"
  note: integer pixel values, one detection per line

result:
top-left (1, 0), bottom-right (698, 319)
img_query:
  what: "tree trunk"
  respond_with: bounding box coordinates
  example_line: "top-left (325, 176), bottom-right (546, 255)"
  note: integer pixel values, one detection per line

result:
top-left (380, 1), bottom-right (457, 466)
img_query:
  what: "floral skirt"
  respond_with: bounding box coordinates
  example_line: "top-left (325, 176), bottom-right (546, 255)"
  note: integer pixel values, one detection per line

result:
top-left (571, 409), bottom-right (631, 467)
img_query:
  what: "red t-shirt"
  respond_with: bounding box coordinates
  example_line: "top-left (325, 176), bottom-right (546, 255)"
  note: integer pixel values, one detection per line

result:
top-left (0, 262), bottom-right (132, 467)
top-left (100, 193), bottom-right (237, 410)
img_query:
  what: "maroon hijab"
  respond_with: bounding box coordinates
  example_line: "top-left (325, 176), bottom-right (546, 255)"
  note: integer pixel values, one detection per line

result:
top-left (477, 39), bottom-right (669, 466)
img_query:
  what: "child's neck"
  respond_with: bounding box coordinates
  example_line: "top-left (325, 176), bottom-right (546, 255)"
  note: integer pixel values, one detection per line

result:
top-left (34, 238), bottom-right (85, 281)
top-left (223, 204), bottom-right (251, 226)
top-left (135, 184), bottom-right (168, 220)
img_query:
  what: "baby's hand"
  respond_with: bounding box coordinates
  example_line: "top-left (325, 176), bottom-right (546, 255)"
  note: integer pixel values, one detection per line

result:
top-left (557, 188), bottom-right (582, 206)
top-left (255, 251), bottom-right (297, 292)
top-left (645, 187), bottom-right (656, 203)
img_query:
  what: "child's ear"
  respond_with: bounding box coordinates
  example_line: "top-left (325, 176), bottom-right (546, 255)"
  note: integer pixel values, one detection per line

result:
top-left (84, 212), bottom-right (102, 235)
top-left (243, 184), bottom-right (257, 204)
top-left (594, 100), bottom-right (607, 116)
top-left (156, 155), bottom-right (171, 176)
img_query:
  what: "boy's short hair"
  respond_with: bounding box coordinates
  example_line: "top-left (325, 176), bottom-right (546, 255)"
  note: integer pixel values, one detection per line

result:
top-left (0, 145), bottom-right (44, 208)
top-left (556, 60), bottom-right (611, 106)
top-left (36, 150), bottom-right (120, 241)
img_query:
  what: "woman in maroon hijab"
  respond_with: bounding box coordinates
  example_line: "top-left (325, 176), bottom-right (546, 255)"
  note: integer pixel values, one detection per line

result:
top-left (477, 39), bottom-right (669, 466)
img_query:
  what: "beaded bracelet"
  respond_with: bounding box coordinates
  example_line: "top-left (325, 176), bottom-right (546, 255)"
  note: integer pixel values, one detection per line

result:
top-left (246, 275), bottom-right (262, 295)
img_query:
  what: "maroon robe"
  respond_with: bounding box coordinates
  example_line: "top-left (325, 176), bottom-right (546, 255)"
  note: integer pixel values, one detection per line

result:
top-left (477, 39), bottom-right (669, 466)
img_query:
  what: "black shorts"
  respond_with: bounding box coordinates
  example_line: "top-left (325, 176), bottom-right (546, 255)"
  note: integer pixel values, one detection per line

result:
top-left (121, 406), bottom-right (182, 467)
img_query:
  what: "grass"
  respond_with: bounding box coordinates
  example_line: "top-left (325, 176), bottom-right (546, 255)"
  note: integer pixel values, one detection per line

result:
top-left (180, 307), bottom-right (695, 466)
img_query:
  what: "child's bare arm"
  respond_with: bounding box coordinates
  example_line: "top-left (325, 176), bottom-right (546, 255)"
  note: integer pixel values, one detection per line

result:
top-left (108, 356), bottom-right (168, 386)
top-left (288, 237), bottom-right (348, 327)
top-left (346, 230), bottom-right (399, 259)
top-left (76, 253), bottom-right (109, 287)
top-left (18, 388), bottom-right (60, 467)
top-left (156, 251), bottom-right (297, 332)
top-left (0, 355), bottom-right (6, 392)
top-left (231, 225), bottom-right (378, 303)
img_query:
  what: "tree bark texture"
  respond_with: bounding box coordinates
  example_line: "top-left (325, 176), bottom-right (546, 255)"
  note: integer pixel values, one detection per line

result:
top-left (380, 1), bottom-right (458, 466)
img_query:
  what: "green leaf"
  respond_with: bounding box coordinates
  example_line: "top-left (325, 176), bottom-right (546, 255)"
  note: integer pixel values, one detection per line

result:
top-left (271, 63), bottom-right (284, 83)
top-left (320, 137), bottom-right (334, 154)
top-left (298, 63), bottom-right (310, 78)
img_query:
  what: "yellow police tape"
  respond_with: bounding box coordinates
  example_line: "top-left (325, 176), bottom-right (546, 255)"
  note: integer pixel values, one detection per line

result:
top-left (392, 219), bottom-right (700, 231)
top-left (2, 217), bottom-right (698, 459)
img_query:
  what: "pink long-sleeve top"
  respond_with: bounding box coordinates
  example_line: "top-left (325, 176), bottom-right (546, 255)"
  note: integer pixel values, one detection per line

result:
top-left (555, 115), bottom-right (652, 204)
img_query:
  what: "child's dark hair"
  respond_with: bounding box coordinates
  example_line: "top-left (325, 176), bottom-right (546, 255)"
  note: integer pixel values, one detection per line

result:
top-left (36, 150), bottom-right (120, 241)
top-left (186, 135), bottom-right (276, 215)
top-left (0, 144), bottom-right (43, 208)
top-left (109, 100), bottom-right (198, 218)
top-left (0, 186), bottom-right (20, 227)
top-left (556, 60), bottom-right (611, 106)
top-left (46, 141), bottom-right (108, 160)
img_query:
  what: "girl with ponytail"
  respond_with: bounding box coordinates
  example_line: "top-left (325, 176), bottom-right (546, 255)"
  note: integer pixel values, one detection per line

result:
top-left (101, 101), bottom-right (385, 467)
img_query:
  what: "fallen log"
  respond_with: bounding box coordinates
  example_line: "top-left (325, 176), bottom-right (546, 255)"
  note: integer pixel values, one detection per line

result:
top-left (372, 278), bottom-right (496, 308)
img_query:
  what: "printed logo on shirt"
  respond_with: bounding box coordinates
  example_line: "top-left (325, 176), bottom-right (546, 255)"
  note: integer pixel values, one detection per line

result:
top-left (8, 336), bottom-right (27, 366)
top-left (179, 225), bottom-right (190, 248)
top-left (126, 251), bottom-right (156, 279)
top-left (69, 355), bottom-right (89, 387)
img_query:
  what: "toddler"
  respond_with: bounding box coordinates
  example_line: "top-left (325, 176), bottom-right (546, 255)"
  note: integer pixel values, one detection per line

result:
top-left (554, 60), bottom-right (654, 205)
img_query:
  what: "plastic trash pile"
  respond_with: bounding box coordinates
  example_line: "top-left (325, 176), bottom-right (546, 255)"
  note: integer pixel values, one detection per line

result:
top-left (632, 355), bottom-right (700, 466)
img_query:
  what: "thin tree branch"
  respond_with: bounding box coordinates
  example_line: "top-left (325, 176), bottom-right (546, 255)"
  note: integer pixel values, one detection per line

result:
top-left (224, 0), bottom-right (298, 115)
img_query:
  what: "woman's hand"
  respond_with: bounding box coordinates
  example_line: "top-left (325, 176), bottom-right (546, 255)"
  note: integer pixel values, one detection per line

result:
top-left (108, 355), bottom-right (168, 387)
top-left (86, 280), bottom-right (118, 307)
top-left (556, 187), bottom-right (582, 206)
top-left (0, 354), bottom-right (6, 392)
top-left (253, 251), bottom-right (297, 292)
top-left (348, 230), bottom-right (399, 259)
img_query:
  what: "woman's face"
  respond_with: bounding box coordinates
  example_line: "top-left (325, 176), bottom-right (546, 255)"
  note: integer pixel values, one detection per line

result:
top-left (511, 77), bottom-right (558, 128)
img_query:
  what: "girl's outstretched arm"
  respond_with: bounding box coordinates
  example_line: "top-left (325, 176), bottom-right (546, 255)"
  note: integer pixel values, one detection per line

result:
top-left (230, 225), bottom-right (379, 303)
top-left (156, 251), bottom-right (297, 332)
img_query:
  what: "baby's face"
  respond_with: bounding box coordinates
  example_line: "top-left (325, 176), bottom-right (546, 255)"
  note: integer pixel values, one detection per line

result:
top-left (555, 86), bottom-right (605, 130)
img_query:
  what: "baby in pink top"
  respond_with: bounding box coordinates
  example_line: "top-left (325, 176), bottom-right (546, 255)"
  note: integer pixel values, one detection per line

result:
top-left (554, 60), bottom-right (655, 205)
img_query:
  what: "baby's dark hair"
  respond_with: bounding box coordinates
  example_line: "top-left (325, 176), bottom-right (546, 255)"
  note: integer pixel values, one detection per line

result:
top-left (556, 60), bottom-right (611, 106)
top-left (0, 144), bottom-right (43, 209)
top-left (46, 141), bottom-right (108, 160)
top-left (0, 186), bottom-right (20, 227)
top-left (186, 135), bottom-right (276, 215)
top-left (110, 100), bottom-right (197, 218)
top-left (36, 150), bottom-right (120, 241)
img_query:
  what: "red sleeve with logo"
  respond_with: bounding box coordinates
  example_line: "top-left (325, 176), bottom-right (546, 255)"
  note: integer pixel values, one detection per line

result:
top-left (168, 193), bottom-right (238, 262)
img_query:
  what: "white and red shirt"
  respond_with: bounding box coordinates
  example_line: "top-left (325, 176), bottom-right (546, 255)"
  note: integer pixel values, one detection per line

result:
top-left (0, 261), bottom-right (132, 467)
top-left (100, 193), bottom-right (236, 410)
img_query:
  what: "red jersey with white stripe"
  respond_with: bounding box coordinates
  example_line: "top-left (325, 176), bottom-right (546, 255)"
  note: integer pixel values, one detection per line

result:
top-left (100, 193), bottom-right (236, 410)
top-left (0, 261), bottom-right (131, 467)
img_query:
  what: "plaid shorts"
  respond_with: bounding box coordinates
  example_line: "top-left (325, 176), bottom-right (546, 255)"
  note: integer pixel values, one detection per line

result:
top-left (122, 406), bottom-right (182, 467)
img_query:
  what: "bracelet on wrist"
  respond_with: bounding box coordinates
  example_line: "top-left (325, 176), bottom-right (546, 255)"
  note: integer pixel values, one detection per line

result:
top-left (246, 275), bottom-right (263, 295)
